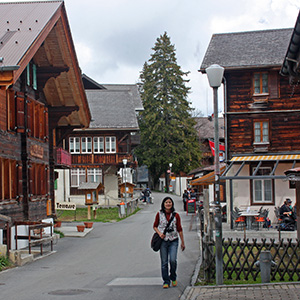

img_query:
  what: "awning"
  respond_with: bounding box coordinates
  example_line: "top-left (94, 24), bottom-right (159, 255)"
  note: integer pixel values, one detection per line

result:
top-left (221, 154), bottom-right (300, 180)
top-left (191, 166), bottom-right (226, 186)
top-left (231, 154), bottom-right (300, 162)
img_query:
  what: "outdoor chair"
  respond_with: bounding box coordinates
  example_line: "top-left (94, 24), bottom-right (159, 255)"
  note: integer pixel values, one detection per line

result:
top-left (274, 206), bottom-right (282, 224)
top-left (252, 209), bottom-right (269, 230)
top-left (232, 210), bottom-right (246, 230)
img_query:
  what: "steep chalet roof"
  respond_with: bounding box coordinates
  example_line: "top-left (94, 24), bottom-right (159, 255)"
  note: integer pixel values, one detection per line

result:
top-left (0, 1), bottom-right (91, 127)
top-left (86, 89), bottom-right (140, 130)
top-left (194, 117), bottom-right (224, 139)
top-left (281, 11), bottom-right (300, 83)
top-left (200, 28), bottom-right (293, 72)
top-left (102, 84), bottom-right (144, 112)
top-left (0, 1), bottom-right (61, 68)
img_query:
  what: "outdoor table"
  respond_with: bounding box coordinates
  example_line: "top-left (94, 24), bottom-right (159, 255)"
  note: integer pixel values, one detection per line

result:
top-left (240, 211), bottom-right (259, 230)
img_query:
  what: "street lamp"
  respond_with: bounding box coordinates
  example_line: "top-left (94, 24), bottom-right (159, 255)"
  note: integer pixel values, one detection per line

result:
top-left (206, 64), bottom-right (224, 285)
top-left (123, 159), bottom-right (128, 214)
top-left (169, 163), bottom-right (172, 192)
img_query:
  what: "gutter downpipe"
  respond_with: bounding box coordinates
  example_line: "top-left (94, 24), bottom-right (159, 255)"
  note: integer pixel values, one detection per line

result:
top-left (223, 76), bottom-right (233, 228)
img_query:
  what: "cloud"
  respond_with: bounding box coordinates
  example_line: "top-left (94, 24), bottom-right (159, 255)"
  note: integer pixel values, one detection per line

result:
top-left (2, 0), bottom-right (299, 115)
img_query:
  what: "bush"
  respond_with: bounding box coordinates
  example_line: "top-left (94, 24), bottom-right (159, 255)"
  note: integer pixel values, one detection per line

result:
top-left (0, 255), bottom-right (12, 271)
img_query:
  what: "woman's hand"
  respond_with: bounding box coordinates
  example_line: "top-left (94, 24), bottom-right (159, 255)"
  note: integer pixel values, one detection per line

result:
top-left (159, 232), bottom-right (165, 239)
top-left (181, 242), bottom-right (185, 251)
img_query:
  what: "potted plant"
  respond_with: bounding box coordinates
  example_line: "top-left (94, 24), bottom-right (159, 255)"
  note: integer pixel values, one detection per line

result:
top-left (54, 220), bottom-right (62, 228)
top-left (77, 225), bottom-right (85, 232)
top-left (84, 222), bottom-right (93, 228)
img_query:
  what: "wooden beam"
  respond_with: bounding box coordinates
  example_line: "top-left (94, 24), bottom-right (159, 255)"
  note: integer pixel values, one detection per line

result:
top-left (37, 66), bottom-right (69, 90)
top-left (0, 70), bottom-right (14, 87)
top-left (48, 106), bottom-right (79, 129)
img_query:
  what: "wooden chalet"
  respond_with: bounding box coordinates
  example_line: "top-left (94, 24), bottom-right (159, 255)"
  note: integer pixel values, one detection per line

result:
top-left (55, 75), bottom-right (142, 206)
top-left (0, 1), bottom-right (91, 248)
top-left (189, 117), bottom-right (225, 201)
top-left (194, 117), bottom-right (225, 167)
top-left (200, 27), bottom-right (300, 224)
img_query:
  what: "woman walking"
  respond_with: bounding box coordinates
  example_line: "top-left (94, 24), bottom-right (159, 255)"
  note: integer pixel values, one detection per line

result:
top-left (153, 197), bottom-right (185, 288)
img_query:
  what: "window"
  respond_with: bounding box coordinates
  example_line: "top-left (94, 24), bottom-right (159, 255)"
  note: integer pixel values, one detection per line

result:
top-left (71, 169), bottom-right (85, 187)
top-left (0, 159), bottom-right (18, 200)
top-left (105, 137), bottom-right (116, 153)
top-left (32, 63), bottom-right (37, 90)
top-left (254, 73), bottom-right (268, 94)
top-left (26, 62), bottom-right (38, 90)
top-left (87, 168), bottom-right (102, 183)
top-left (69, 137), bottom-right (80, 153)
top-left (7, 89), bottom-right (16, 131)
top-left (69, 136), bottom-right (116, 154)
top-left (93, 137), bottom-right (104, 153)
top-left (81, 137), bottom-right (92, 153)
top-left (254, 121), bottom-right (269, 143)
top-left (252, 167), bottom-right (273, 203)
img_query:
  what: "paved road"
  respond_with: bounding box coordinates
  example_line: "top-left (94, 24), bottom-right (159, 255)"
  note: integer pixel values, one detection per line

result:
top-left (0, 192), bottom-right (200, 300)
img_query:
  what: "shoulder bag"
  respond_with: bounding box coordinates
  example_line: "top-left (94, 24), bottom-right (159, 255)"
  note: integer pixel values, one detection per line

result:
top-left (151, 212), bottom-right (176, 252)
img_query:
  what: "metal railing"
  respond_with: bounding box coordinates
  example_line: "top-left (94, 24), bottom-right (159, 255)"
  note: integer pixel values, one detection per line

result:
top-left (117, 198), bottom-right (139, 218)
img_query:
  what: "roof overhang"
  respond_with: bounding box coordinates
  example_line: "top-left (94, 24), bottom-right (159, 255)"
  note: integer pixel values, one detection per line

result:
top-left (190, 166), bottom-right (226, 186)
top-left (222, 154), bottom-right (300, 180)
top-left (0, 2), bottom-right (91, 128)
top-left (280, 11), bottom-right (300, 83)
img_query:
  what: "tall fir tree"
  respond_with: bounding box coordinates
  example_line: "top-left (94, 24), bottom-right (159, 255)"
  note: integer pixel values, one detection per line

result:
top-left (136, 32), bottom-right (202, 189)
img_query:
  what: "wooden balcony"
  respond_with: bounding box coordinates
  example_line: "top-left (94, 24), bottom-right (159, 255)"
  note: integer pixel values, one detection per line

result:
top-left (55, 147), bottom-right (72, 168)
top-left (71, 153), bottom-right (136, 167)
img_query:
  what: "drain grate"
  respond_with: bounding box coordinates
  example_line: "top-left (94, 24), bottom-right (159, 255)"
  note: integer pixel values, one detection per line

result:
top-left (48, 289), bottom-right (92, 296)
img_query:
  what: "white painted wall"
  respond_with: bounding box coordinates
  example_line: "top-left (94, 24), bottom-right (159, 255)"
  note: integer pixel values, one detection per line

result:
top-left (174, 177), bottom-right (188, 196)
top-left (9, 218), bottom-right (53, 250)
top-left (55, 168), bottom-right (121, 207)
top-left (55, 169), bottom-right (70, 203)
top-left (99, 171), bottom-right (119, 206)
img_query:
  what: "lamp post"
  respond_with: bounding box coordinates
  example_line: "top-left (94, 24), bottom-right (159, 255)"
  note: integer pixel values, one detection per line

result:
top-left (169, 163), bottom-right (172, 192)
top-left (123, 159), bottom-right (128, 214)
top-left (205, 64), bottom-right (224, 285)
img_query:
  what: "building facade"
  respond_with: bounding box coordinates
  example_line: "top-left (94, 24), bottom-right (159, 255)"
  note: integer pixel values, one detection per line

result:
top-left (200, 28), bottom-right (300, 224)
top-left (0, 1), bottom-right (91, 250)
top-left (55, 75), bottom-right (143, 206)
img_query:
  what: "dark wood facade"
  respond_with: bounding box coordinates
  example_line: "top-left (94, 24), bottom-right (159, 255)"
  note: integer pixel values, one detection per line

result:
top-left (226, 70), bottom-right (300, 157)
top-left (0, 2), bottom-right (91, 229)
top-left (200, 28), bottom-right (300, 216)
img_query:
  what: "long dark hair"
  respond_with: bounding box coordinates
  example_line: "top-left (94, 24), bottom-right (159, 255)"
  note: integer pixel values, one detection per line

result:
top-left (160, 197), bottom-right (175, 214)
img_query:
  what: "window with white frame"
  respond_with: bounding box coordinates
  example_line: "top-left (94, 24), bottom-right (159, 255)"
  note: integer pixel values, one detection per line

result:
top-left (69, 137), bottom-right (80, 153)
top-left (87, 168), bottom-right (102, 183)
top-left (252, 166), bottom-right (273, 203)
top-left (81, 137), bottom-right (92, 153)
top-left (71, 169), bottom-right (85, 187)
top-left (93, 137), bottom-right (104, 153)
top-left (105, 137), bottom-right (116, 153)
top-left (69, 136), bottom-right (116, 154)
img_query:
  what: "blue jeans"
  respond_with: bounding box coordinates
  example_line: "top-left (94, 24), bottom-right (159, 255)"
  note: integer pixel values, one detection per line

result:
top-left (160, 238), bottom-right (179, 285)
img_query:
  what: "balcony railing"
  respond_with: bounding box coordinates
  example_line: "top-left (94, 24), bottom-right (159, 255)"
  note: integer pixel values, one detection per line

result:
top-left (55, 147), bottom-right (72, 167)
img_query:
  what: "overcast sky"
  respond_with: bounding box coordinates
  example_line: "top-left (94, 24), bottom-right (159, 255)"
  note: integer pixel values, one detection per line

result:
top-left (4, 0), bottom-right (300, 115)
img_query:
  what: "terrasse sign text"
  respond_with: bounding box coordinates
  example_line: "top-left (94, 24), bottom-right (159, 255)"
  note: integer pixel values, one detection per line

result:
top-left (56, 202), bottom-right (76, 210)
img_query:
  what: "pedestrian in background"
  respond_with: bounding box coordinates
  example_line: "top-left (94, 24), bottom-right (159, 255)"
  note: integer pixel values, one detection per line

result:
top-left (143, 187), bottom-right (152, 204)
top-left (182, 190), bottom-right (188, 211)
top-left (153, 197), bottom-right (185, 288)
